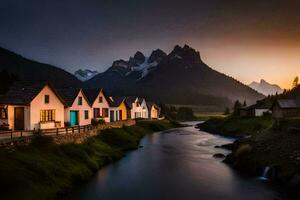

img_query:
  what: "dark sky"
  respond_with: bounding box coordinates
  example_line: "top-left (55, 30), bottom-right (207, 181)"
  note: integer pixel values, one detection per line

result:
top-left (1, 0), bottom-right (299, 87)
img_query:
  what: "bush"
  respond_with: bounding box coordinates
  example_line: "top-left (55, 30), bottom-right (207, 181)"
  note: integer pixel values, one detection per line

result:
top-left (236, 144), bottom-right (252, 158)
top-left (91, 118), bottom-right (105, 127)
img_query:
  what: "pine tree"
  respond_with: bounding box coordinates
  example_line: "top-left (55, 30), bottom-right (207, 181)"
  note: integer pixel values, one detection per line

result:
top-left (292, 76), bottom-right (299, 88)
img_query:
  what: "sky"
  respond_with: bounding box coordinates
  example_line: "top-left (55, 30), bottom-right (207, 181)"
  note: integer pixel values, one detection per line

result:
top-left (0, 0), bottom-right (299, 89)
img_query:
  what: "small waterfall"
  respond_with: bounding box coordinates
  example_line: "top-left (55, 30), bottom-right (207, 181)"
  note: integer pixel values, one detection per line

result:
top-left (259, 166), bottom-right (270, 180)
top-left (262, 166), bottom-right (270, 178)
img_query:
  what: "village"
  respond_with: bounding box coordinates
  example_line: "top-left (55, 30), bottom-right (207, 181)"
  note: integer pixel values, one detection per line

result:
top-left (0, 81), bottom-right (161, 139)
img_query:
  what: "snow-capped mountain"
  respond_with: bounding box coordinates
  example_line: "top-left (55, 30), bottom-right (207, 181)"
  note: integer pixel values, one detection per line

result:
top-left (85, 45), bottom-right (264, 108)
top-left (75, 69), bottom-right (98, 81)
top-left (249, 79), bottom-right (283, 96)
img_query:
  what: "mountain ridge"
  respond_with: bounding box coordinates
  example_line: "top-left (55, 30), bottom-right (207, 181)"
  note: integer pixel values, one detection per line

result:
top-left (249, 79), bottom-right (283, 96)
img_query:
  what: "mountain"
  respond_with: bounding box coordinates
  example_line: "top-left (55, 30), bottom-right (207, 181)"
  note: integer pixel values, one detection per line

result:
top-left (249, 79), bottom-right (283, 96)
top-left (75, 69), bottom-right (98, 81)
top-left (86, 45), bottom-right (264, 109)
top-left (0, 47), bottom-right (82, 87)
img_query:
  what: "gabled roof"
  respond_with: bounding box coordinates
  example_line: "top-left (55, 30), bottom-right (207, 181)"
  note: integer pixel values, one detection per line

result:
top-left (276, 99), bottom-right (300, 109)
top-left (146, 101), bottom-right (160, 111)
top-left (124, 96), bottom-right (138, 109)
top-left (110, 96), bottom-right (128, 108)
top-left (0, 81), bottom-right (65, 105)
top-left (241, 103), bottom-right (270, 110)
top-left (56, 88), bottom-right (91, 107)
top-left (137, 97), bottom-right (145, 104)
top-left (83, 88), bottom-right (109, 105)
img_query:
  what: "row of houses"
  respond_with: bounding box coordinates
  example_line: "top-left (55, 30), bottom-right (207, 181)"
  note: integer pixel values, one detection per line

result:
top-left (0, 82), bottom-right (161, 131)
top-left (239, 99), bottom-right (300, 119)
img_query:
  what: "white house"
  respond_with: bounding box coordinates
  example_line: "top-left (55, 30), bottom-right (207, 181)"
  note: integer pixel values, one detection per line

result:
top-left (147, 102), bottom-right (160, 119)
top-left (84, 88), bottom-right (110, 122)
top-left (125, 97), bottom-right (149, 119)
top-left (57, 88), bottom-right (92, 126)
top-left (0, 82), bottom-right (65, 130)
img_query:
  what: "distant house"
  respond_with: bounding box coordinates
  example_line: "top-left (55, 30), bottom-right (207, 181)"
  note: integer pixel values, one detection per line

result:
top-left (109, 97), bottom-right (129, 122)
top-left (57, 88), bottom-right (92, 126)
top-left (84, 88), bottom-right (110, 122)
top-left (239, 103), bottom-right (271, 117)
top-left (138, 98), bottom-right (149, 119)
top-left (125, 97), bottom-right (149, 119)
top-left (0, 82), bottom-right (65, 130)
top-left (272, 99), bottom-right (300, 119)
top-left (147, 102), bottom-right (160, 119)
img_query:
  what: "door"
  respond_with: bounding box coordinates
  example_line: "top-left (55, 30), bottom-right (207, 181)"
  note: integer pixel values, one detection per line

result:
top-left (110, 110), bottom-right (115, 122)
top-left (14, 107), bottom-right (24, 130)
top-left (70, 111), bottom-right (79, 126)
top-left (119, 110), bottom-right (122, 121)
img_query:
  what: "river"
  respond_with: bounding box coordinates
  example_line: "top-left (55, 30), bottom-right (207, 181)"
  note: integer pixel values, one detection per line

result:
top-left (73, 121), bottom-right (283, 200)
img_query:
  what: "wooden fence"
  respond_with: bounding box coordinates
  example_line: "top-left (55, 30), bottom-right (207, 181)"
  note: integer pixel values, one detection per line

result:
top-left (0, 119), bottom-right (136, 144)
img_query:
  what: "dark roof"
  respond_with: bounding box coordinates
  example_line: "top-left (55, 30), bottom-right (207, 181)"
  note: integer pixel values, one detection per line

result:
top-left (146, 101), bottom-right (160, 110)
top-left (0, 81), bottom-right (64, 105)
top-left (110, 96), bottom-right (127, 107)
top-left (56, 88), bottom-right (81, 107)
top-left (83, 88), bottom-right (103, 105)
top-left (137, 97), bottom-right (145, 104)
top-left (276, 99), bottom-right (300, 109)
top-left (124, 96), bottom-right (138, 109)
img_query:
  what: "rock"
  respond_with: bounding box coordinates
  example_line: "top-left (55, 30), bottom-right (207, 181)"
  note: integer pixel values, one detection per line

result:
top-left (148, 49), bottom-right (167, 63)
top-left (215, 145), bottom-right (221, 148)
top-left (220, 143), bottom-right (235, 151)
top-left (213, 153), bottom-right (225, 158)
top-left (139, 145), bottom-right (143, 148)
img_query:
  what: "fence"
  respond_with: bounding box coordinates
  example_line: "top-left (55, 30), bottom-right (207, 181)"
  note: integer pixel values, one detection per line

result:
top-left (0, 119), bottom-right (136, 145)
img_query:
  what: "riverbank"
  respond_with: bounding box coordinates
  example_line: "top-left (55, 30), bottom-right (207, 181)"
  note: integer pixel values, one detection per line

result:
top-left (198, 116), bottom-right (300, 199)
top-left (0, 120), bottom-right (180, 200)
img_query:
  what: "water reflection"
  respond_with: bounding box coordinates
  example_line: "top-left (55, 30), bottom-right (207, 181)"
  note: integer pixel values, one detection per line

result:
top-left (73, 122), bottom-right (282, 200)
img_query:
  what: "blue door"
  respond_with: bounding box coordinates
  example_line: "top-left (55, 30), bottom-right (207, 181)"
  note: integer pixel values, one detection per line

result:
top-left (70, 111), bottom-right (78, 126)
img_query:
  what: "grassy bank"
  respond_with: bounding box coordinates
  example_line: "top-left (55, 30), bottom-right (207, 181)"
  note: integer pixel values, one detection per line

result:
top-left (0, 120), bottom-right (179, 200)
top-left (199, 116), bottom-right (300, 198)
top-left (199, 115), bottom-right (273, 137)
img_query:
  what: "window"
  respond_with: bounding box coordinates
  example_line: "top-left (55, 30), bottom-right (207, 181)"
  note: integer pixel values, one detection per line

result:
top-left (84, 110), bottom-right (89, 119)
top-left (94, 108), bottom-right (100, 118)
top-left (0, 108), bottom-right (7, 119)
top-left (78, 97), bottom-right (83, 105)
top-left (102, 108), bottom-right (109, 117)
top-left (99, 96), bottom-right (103, 103)
top-left (40, 110), bottom-right (55, 122)
top-left (44, 95), bottom-right (49, 104)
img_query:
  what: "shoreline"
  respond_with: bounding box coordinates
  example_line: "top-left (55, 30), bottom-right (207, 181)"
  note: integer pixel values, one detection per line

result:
top-left (0, 120), bottom-right (181, 200)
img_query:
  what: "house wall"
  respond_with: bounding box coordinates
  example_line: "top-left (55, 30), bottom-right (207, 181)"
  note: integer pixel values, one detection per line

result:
top-left (150, 106), bottom-right (159, 118)
top-left (140, 100), bottom-right (149, 119)
top-left (91, 91), bottom-right (110, 122)
top-left (130, 99), bottom-right (140, 119)
top-left (255, 109), bottom-right (270, 117)
top-left (65, 90), bottom-right (92, 126)
top-left (119, 102), bottom-right (128, 120)
top-left (109, 107), bottom-right (118, 122)
top-left (6, 105), bottom-right (30, 130)
top-left (272, 105), bottom-right (300, 119)
top-left (30, 85), bottom-right (65, 130)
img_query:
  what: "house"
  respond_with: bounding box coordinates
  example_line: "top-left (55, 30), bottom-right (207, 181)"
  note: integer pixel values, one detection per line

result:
top-left (0, 82), bottom-right (65, 130)
top-left (109, 97), bottom-right (129, 122)
top-left (272, 99), bottom-right (300, 119)
top-left (138, 98), bottom-right (149, 119)
top-left (239, 103), bottom-right (271, 117)
top-left (147, 102), bottom-right (160, 119)
top-left (84, 88), bottom-right (110, 122)
top-left (57, 88), bottom-right (92, 126)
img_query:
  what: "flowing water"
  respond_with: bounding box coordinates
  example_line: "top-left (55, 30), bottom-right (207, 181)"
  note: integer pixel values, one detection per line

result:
top-left (73, 122), bottom-right (284, 200)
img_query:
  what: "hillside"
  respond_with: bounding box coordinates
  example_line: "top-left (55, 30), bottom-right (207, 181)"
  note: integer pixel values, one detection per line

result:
top-left (0, 47), bottom-right (82, 87)
top-left (86, 45), bottom-right (265, 109)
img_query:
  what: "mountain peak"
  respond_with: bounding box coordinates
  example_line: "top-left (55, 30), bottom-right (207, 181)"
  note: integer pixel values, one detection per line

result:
top-left (148, 49), bottom-right (167, 63)
top-left (249, 79), bottom-right (283, 96)
top-left (169, 44), bottom-right (202, 64)
top-left (74, 69), bottom-right (98, 81)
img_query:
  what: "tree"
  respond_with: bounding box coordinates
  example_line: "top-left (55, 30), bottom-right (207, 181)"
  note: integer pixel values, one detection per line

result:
top-left (243, 100), bottom-right (247, 107)
top-left (292, 76), bottom-right (299, 88)
top-left (233, 100), bottom-right (242, 115)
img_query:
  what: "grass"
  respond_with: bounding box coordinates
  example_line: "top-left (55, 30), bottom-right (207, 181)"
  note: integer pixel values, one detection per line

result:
top-left (0, 120), bottom-right (179, 200)
top-left (199, 115), bottom-right (273, 137)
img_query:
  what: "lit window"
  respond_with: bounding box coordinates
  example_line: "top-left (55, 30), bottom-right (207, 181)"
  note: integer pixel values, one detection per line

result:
top-left (45, 95), bottom-right (49, 104)
top-left (40, 110), bottom-right (55, 122)
top-left (78, 97), bottom-right (83, 105)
